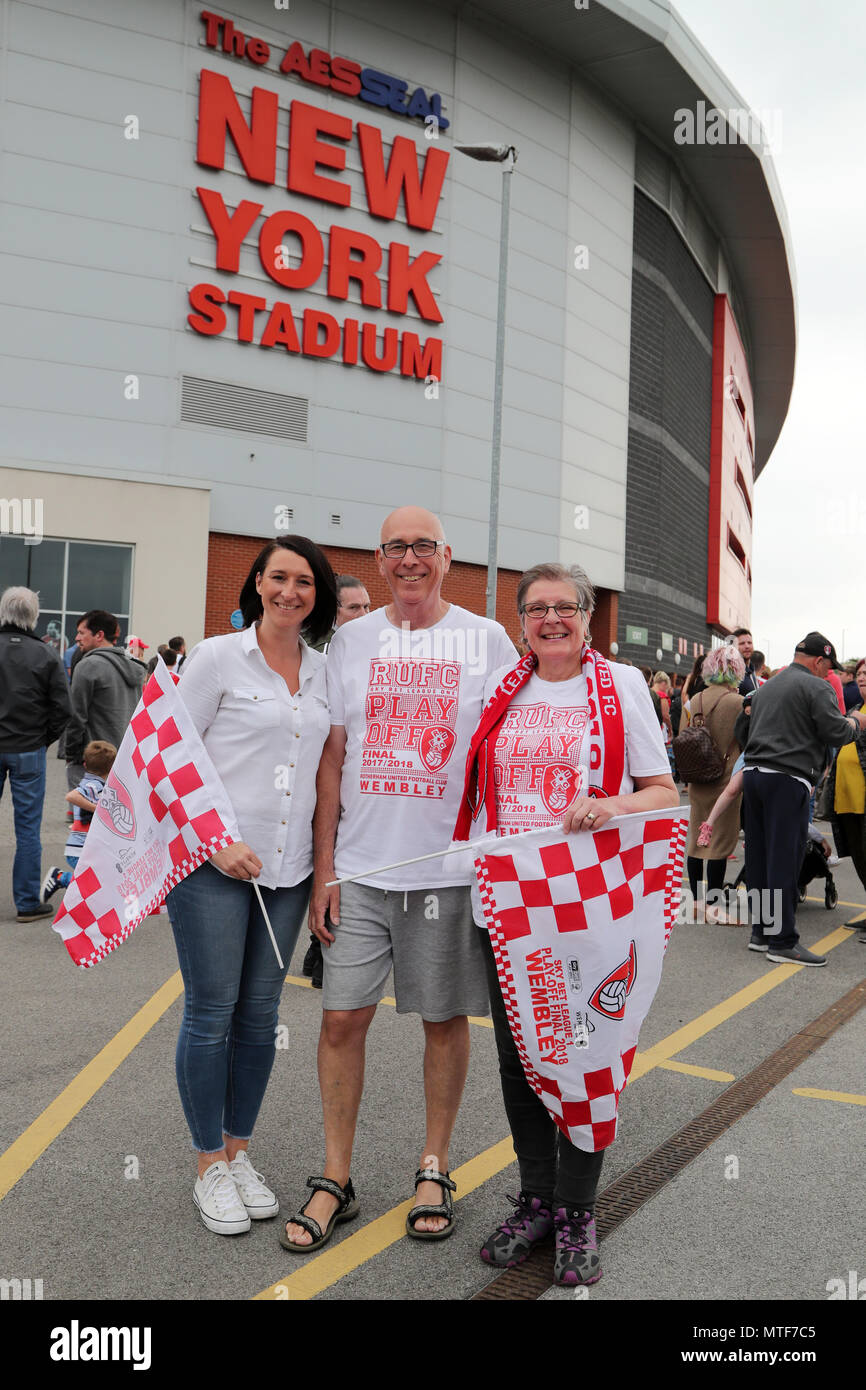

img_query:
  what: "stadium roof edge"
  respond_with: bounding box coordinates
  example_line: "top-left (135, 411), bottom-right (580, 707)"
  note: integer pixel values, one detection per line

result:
top-left (458, 0), bottom-right (797, 475)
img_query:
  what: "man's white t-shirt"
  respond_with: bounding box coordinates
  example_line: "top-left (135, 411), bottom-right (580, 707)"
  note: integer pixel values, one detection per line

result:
top-left (484, 662), bottom-right (671, 835)
top-left (327, 605), bottom-right (516, 889)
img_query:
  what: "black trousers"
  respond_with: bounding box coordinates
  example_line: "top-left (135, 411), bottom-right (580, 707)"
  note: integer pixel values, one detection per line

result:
top-left (478, 928), bottom-right (604, 1212)
top-left (743, 770), bottom-right (809, 949)
top-left (837, 813), bottom-right (866, 894)
top-left (687, 856), bottom-right (726, 900)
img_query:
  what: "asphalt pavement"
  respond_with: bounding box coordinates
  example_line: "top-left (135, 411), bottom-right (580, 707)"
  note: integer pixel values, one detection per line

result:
top-left (1, 756), bottom-right (864, 1305)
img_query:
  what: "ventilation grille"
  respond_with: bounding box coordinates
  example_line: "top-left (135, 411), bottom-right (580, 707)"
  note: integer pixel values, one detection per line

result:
top-left (181, 376), bottom-right (308, 441)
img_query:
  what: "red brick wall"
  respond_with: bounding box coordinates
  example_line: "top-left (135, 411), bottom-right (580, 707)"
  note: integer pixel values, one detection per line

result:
top-left (204, 533), bottom-right (524, 645)
top-left (204, 533), bottom-right (616, 656)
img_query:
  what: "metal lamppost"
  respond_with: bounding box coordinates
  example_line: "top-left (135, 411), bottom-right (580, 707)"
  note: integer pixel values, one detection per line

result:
top-left (454, 143), bottom-right (518, 620)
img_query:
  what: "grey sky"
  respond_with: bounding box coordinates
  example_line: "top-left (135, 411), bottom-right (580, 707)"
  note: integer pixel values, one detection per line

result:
top-left (671, 0), bottom-right (866, 667)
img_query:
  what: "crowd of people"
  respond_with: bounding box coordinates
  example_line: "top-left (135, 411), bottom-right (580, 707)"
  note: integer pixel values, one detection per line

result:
top-left (2, 520), bottom-right (865, 1290)
top-left (633, 630), bottom-right (866, 963)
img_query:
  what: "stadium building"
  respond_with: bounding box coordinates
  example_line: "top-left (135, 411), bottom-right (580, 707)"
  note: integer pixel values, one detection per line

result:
top-left (0, 0), bottom-right (796, 660)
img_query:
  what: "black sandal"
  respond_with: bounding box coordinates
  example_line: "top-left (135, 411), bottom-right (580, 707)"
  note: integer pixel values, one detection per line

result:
top-left (406, 1168), bottom-right (456, 1241)
top-left (279, 1176), bottom-right (359, 1253)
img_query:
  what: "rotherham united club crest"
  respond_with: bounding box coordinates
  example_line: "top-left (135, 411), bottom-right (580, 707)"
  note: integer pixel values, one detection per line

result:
top-left (95, 774), bottom-right (137, 840)
top-left (540, 763), bottom-right (580, 816)
top-left (588, 941), bottom-right (637, 1021)
top-left (419, 725), bottom-right (456, 771)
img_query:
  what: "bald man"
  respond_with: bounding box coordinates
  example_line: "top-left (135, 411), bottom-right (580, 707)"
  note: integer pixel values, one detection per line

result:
top-left (282, 508), bottom-right (516, 1251)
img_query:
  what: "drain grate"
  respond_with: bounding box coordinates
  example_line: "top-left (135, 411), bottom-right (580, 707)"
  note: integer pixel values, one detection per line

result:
top-left (472, 979), bottom-right (866, 1300)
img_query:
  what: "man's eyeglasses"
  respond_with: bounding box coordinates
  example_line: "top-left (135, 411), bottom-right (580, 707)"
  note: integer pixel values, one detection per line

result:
top-left (380, 540), bottom-right (443, 558)
top-left (520, 602), bottom-right (584, 620)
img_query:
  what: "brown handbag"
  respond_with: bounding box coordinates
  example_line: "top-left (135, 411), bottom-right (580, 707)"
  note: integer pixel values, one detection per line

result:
top-left (672, 691), bottom-right (736, 784)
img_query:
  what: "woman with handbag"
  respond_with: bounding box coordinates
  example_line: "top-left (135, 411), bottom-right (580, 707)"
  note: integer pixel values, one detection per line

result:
top-left (679, 646), bottom-right (745, 923)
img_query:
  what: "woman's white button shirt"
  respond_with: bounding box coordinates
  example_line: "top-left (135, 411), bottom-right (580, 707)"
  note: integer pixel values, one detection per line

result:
top-left (179, 626), bottom-right (329, 889)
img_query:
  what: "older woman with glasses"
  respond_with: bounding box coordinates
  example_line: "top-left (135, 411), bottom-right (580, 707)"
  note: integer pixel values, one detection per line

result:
top-left (456, 562), bottom-right (676, 1286)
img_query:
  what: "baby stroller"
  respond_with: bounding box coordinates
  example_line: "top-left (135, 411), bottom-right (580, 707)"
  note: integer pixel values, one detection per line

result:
top-left (723, 839), bottom-right (838, 911)
top-left (797, 839), bottom-right (838, 909)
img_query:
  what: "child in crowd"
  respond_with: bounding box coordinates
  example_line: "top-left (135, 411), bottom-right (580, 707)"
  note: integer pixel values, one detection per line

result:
top-left (699, 757), bottom-right (838, 861)
top-left (41, 740), bottom-right (117, 902)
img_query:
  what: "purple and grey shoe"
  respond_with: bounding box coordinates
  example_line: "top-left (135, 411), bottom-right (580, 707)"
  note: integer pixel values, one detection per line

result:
top-left (553, 1207), bottom-right (602, 1286)
top-left (480, 1192), bottom-right (554, 1268)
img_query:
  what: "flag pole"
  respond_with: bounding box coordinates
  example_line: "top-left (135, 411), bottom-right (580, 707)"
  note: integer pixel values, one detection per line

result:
top-left (325, 806), bottom-right (689, 889)
top-left (251, 880), bottom-right (285, 970)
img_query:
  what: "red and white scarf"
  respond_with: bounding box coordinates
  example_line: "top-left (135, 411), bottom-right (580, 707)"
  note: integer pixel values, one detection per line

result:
top-left (453, 644), bottom-right (625, 841)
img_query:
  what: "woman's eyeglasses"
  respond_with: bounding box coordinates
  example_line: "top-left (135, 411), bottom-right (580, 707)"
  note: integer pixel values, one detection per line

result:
top-left (520, 602), bottom-right (584, 620)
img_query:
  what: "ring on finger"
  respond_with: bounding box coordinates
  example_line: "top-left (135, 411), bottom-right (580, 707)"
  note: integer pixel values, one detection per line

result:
top-left (585, 811), bottom-right (596, 824)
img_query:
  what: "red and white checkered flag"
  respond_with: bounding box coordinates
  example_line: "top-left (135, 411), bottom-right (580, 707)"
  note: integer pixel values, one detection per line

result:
top-left (475, 808), bottom-right (688, 1151)
top-left (52, 659), bottom-right (240, 968)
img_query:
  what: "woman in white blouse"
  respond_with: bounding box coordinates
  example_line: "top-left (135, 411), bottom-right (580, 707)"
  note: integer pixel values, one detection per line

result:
top-left (166, 537), bottom-right (335, 1236)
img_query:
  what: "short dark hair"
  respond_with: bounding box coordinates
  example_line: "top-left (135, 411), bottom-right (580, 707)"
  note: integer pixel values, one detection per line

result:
top-left (79, 610), bottom-right (117, 641)
top-left (167, 636), bottom-right (185, 651)
top-left (751, 650), bottom-right (765, 669)
top-left (732, 628), bottom-right (752, 639)
top-left (158, 644), bottom-right (178, 668)
top-left (337, 575), bottom-right (364, 595)
top-left (238, 537), bottom-right (337, 645)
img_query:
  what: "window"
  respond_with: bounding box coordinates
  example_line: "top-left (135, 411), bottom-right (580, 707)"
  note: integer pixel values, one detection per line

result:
top-left (0, 537), bottom-right (133, 652)
top-left (734, 461), bottom-right (753, 519)
top-left (727, 525), bottom-right (747, 571)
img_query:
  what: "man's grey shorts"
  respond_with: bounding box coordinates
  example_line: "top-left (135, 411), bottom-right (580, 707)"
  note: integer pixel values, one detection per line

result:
top-left (322, 881), bottom-right (490, 1022)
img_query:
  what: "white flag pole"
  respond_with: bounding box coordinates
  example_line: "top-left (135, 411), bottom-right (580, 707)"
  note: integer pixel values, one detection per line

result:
top-left (325, 806), bottom-right (689, 889)
top-left (251, 880), bottom-right (285, 970)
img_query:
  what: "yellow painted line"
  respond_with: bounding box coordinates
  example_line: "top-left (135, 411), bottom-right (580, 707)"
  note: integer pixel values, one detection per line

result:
top-left (0, 971), bottom-right (184, 1203)
top-left (629, 923), bottom-right (853, 1083)
top-left (805, 899), bottom-right (866, 911)
top-left (254, 924), bottom-right (855, 1300)
top-left (284, 973), bottom-right (314, 990)
top-left (658, 1060), bottom-right (734, 1082)
top-left (254, 1138), bottom-right (516, 1300)
top-left (792, 1088), bottom-right (866, 1107)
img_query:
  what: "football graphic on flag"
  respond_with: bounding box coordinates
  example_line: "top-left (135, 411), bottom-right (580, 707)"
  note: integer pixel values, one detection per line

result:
top-left (588, 940), bottom-right (637, 1020)
top-left (95, 776), bottom-right (136, 839)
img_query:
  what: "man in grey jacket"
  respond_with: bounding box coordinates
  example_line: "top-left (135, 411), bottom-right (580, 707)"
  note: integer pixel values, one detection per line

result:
top-left (63, 610), bottom-right (144, 786)
top-left (743, 632), bottom-right (866, 965)
top-left (0, 587), bottom-right (71, 921)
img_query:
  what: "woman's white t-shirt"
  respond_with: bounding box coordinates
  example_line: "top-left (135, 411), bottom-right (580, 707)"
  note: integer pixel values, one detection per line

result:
top-left (484, 663), bottom-right (671, 835)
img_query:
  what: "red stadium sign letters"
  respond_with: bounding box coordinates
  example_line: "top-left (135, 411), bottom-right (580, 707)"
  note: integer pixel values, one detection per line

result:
top-left (188, 58), bottom-right (449, 378)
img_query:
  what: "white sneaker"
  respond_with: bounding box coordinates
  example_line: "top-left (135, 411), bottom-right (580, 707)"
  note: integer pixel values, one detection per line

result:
top-left (194, 1160), bottom-right (251, 1235)
top-left (228, 1151), bottom-right (280, 1219)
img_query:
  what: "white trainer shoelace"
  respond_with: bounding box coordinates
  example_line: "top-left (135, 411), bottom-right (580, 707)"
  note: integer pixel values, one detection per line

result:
top-left (230, 1155), bottom-right (272, 1202)
top-left (201, 1168), bottom-right (245, 1216)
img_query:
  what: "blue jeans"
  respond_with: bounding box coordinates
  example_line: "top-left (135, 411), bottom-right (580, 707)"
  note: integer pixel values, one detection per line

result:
top-left (0, 748), bottom-right (47, 912)
top-left (166, 861), bottom-right (311, 1153)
